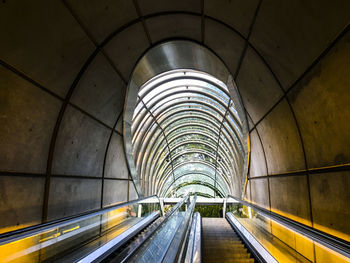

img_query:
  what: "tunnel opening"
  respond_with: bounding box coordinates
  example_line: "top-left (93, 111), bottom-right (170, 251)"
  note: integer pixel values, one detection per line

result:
top-left (123, 41), bottom-right (249, 199)
top-left (0, 2), bottom-right (349, 261)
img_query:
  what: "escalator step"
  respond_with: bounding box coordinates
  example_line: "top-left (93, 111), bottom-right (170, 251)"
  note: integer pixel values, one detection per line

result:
top-left (202, 218), bottom-right (254, 263)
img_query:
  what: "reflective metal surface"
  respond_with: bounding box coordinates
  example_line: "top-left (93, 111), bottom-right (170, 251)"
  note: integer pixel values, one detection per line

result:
top-left (124, 40), bottom-right (249, 198)
top-left (226, 195), bottom-right (350, 261)
top-left (184, 212), bottom-right (201, 263)
top-left (0, 196), bottom-right (161, 262)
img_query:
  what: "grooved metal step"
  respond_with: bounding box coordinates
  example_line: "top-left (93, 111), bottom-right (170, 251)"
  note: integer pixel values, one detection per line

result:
top-left (202, 218), bottom-right (254, 263)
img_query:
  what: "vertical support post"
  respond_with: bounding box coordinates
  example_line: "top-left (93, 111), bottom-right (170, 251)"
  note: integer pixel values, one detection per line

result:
top-left (160, 198), bottom-right (165, 216)
top-left (137, 204), bottom-right (142, 218)
top-left (185, 196), bottom-right (191, 211)
top-left (223, 199), bottom-right (227, 218)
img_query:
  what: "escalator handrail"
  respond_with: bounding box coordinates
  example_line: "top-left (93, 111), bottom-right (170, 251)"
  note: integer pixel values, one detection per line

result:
top-left (184, 212), bottom-right (201, 263)
top-left (0, 195), bottom-right (161, 245)
top-left (115, 194), bottom-right (191, 262)
top-left (164, 194), bottom-right (190, 218)
top-left (226, 195), bottom-right (350, 258)
top-left (162, 195), bottom-right (197, 263)
top-left (226, 212), bottom-right (269, 263)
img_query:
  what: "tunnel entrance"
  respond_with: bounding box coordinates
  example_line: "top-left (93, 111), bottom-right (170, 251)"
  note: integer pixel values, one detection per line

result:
top-left (123, 41), bottom-right (249, 199)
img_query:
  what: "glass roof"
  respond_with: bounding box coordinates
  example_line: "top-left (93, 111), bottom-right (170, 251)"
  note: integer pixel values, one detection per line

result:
top-left (130, 69), bottom-right (246, 197)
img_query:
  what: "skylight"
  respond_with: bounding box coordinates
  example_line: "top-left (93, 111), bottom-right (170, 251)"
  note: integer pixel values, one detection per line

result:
top-left (130, 69), bottom-right (246, 198)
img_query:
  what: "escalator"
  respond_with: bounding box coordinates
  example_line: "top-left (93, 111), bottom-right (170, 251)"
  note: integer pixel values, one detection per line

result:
top-left (0, 195), bottom-right (201, 263)
top-left (0, 195), bottom-right (271, 263)
top-left (202, 218), bottom-right (254, 263)
top-left (103, 195), bottom-right (198, 262)
top-left (1, 195), bottom-right (348, 262)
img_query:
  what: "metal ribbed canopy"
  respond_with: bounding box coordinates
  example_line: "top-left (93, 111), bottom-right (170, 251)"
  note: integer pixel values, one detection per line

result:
top-left (130, 69), bottom-right (246, 197)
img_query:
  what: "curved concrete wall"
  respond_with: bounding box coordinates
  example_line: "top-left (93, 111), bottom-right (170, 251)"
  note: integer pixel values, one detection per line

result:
top-left (0, 1), bottom-right (349, 261)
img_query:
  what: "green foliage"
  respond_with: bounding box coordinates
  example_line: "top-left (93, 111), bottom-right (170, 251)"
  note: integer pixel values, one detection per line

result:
top-left (226, 203), bottom-right (240, 213)
top-left (194, 204), bottom-right (223, 217)
top-left (163, 204), bottom-right (174, 213)
top-left (141, 203), bottom-right (161, 216)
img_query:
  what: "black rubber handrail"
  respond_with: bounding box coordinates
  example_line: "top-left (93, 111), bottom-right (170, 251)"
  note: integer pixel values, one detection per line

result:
top-left (226, 195), bottom-right (350, 259)
top-left (0, 195), bottom-right (160, 244)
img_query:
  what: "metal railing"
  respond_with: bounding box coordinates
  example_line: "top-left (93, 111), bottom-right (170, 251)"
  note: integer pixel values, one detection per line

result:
top-left (163, 195), bottom-right (197, 262)
top-left (0, 195), bottom-right (160, 243)
top-left (184, 212), bottom-right (202, 263)
top-left (0, 195), bottom-right (162, 262)
top-left (226, 195), bottom-right (350, 259)
top-left (126, 194), bottom-right (197, 263)
top-left (108, 195), bottom-right (192, 263)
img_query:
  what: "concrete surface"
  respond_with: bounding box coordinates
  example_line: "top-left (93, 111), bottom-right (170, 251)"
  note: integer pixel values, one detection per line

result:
top-left (0, 2), bottom-right (349, 262)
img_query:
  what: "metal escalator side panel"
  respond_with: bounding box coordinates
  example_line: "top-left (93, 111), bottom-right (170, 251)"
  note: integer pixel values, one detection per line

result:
top-left (184, 212), bottom-right (201, 263)
top-left (110, 195), bottom-right (190, 262)
top-left (226, 212), bottom-right (276, 263)
top-left (77, 212), bottom-right (160, 263)
top-left (162, 195), bottom-right (197, 263)
top-left (0, 195), bottom-right (162, 263)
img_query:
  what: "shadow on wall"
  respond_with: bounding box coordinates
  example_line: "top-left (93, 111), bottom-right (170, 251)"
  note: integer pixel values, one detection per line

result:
top-left (0, 2), bottom-right (349, 250)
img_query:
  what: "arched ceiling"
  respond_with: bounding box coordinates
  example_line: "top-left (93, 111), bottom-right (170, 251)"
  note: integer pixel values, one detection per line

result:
top-left (129, 67), bottom-right (247, 197)
top-left (1, 0), bottom-right (348, 180)
top-left (0, 0), bottom-right (349, 243)
top-left (123, 40), bottom-right (250, 197)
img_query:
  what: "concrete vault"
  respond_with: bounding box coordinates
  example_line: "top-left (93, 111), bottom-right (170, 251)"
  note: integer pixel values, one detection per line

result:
top-left (0, 1), bottom-right (349, 261)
